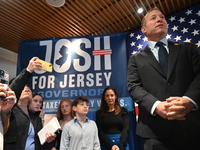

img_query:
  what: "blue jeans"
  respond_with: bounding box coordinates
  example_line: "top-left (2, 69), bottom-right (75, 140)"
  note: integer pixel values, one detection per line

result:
top-left (101, 134), bottom-right (129, 150)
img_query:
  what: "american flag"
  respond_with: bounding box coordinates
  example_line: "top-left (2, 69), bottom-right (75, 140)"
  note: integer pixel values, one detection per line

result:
top-left (128, 4), bottom-right (200, 55)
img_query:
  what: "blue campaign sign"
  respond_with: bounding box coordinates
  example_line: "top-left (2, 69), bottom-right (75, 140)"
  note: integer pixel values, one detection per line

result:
top-left (18, 32), bottom-right (132, 114)
top-left (17, 32), bottom-right (143, 150)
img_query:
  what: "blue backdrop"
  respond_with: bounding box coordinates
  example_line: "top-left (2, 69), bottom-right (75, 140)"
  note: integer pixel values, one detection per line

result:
top-left (17, 32), bottom-right (143, 150)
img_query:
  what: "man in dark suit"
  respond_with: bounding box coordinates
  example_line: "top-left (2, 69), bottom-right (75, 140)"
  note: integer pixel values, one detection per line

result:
top-left (127, 7), bottom-right (200, 150)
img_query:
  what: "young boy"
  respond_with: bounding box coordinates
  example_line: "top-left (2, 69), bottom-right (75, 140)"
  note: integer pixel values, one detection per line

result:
top-left (60, 96), bottom-right (100, 150)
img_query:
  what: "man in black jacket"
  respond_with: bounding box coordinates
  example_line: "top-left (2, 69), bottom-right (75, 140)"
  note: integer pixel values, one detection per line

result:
top-left (127, 7), bottom-right (200, 150)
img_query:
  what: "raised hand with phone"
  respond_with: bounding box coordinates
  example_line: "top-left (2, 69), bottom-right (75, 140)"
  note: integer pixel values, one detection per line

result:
top-left (26, 57), bottom-right (43, 73)
top-left (25, 57), bottom-right (52, 73)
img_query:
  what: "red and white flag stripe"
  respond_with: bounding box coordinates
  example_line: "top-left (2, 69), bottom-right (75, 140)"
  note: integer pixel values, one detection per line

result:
top-left (92, 49), bottom-right (112, 56)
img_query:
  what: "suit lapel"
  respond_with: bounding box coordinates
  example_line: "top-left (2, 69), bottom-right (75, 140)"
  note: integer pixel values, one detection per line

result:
top-left (141, 42), bottom-right (181, 79)
top-left (142, 46), bottom-right (166, 77)
top-left (167, 41), bottom-right (180, 79)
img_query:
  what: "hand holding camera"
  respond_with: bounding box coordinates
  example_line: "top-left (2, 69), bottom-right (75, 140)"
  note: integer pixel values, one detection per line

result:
top-left (0, 83), bottom-right (16, 104)
top-left (0, 83), bottom-right (16, 116)
top-left (0, 68), bottom-right (16, 107)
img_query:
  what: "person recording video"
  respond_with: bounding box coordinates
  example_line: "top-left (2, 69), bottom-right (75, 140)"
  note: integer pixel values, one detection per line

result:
top-left (0, 68), bottom-right (17, 150)
top-left (4, 57), bottom-right (56, 150)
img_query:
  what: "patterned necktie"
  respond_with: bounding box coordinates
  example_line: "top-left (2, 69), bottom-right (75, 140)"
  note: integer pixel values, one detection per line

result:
top-left (157, 41), bottom-right (168, 75)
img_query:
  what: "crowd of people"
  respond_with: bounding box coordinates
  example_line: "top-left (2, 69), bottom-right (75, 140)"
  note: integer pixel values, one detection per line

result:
top-left (0, 56), bottom-right (129, 150)
top-left (1, 6), bottom-right (200, 150)
top-left (2, 57), bottom-right (56, 150)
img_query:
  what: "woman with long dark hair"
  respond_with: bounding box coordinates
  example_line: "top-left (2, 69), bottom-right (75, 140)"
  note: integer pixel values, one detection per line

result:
top-left (96, 87), bottom-right (129, 150)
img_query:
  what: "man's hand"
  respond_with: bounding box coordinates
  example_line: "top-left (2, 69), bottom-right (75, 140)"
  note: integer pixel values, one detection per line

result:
top-left (165, 97), bottom-right (194, 120)
top-left (155, 101), bottom-right (171, 119)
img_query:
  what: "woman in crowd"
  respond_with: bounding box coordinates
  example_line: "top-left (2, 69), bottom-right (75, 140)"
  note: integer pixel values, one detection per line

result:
top-left (51, 98), bottom-right (74, 150)
top-left (4, 57), bottom-right (56, 150)
top-left (4, 85), bottom-right (56, 150)
top-left (96, 87), bottom-right (129, 150)
top-left (29, 93), bottom-right (45, 125)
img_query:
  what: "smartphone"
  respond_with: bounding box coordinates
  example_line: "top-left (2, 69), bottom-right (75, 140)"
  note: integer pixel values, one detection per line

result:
top-left (35, 59), bottom-right (53, 72)
top-left (0, 68), bottom-right (9, 84)
top-left (0, 68), bottom-right (9, 102)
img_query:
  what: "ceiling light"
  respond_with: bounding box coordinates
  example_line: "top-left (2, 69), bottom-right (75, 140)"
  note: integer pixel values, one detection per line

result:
top-left (46, 0), bottom-right (65, 7)
top-left (137, 8), bottom-right (144, 14)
